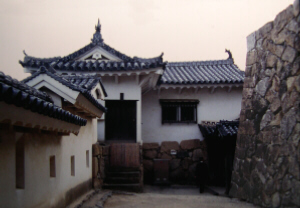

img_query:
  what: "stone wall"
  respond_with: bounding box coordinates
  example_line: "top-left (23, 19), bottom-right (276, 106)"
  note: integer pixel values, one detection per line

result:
top-left (230, 1), bottom-right (300, 207)
top-left (143, 139), bottom-right (207, 184)
top-left (92, 143), bottom-right (109, 188)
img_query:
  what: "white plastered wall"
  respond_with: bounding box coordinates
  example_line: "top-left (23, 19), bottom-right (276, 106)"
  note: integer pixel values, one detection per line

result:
top-left (142, 87), bottom-right (243, 144)
top-left (97, 76), bottom-right (142, 143)
top-left (0, 118), bottom-right (97, 208)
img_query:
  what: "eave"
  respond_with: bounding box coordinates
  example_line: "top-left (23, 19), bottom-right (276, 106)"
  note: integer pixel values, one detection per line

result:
top-left (0, 102), bottom-right (82, 135)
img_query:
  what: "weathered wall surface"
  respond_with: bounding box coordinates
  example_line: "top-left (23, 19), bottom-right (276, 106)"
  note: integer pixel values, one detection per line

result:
top-left (230, 1), bottom-right (300, 207)
top-left (0, 118), bottom-right (97, 208)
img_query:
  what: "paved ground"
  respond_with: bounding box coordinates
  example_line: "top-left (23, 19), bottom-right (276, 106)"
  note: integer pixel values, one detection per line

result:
top-left (69, 185), bottom-right (259, 208)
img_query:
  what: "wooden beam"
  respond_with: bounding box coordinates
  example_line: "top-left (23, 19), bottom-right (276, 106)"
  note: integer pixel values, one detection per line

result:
top-left (228, 86), bottom-right (232, 93)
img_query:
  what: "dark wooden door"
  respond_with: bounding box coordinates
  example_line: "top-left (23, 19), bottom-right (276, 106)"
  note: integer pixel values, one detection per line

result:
top-left (110, 143), bottom-right (140, 168)
top-left (105, 100), bottom-right (136, 142)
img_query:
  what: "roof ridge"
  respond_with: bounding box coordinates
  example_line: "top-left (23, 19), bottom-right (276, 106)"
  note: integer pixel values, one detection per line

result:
top-left (167, 59), bottom-right (234, 66)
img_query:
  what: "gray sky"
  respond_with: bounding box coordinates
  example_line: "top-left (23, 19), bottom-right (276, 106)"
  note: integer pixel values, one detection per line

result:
top-left (0, 0), bottom-right (294, 80)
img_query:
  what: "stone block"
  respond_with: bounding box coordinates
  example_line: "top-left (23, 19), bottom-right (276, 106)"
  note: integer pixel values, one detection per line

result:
top-left (92, 144), bottom-right (102, 156)
top-left (170, 168), bottom-right (185, 181)
top-left (272, 28), bottom-right (296, 47)
top-left (280, 107), bottom-right (297, 139)
top-left (143, 159), bottom-right (153, 172)
top-left (161, 153), bottom-right (172, 160)
top-left (180, 139), bottom-right (201, 150)
top-left (270, 112), bottom-right (282, 126)
top-left (92, 157), bottom-right (98, 178)
top-left (291, 179), bottom-right (300, 206)
top-left (286, 19), bottom-right (300, 33)
top-left (266, 42), bottom-right (284, 58)
top-left (282, 174), bottom-right (292, 192)
top-left (239, 120), bottom-right (256, 135)
top-left (247, 32), bottom-right (256, 52)
top-left (287, 76), bottom-right (296, 92)
top-left (142, 142), bottom-right (159, 150)
top-left (235, 147), bottom-right (246, 159)
top-left (258, 21), bottom-right (273, 38)
top-left (143, 149), bottom-right (158, 159)
top-left (282, 46), bottom-right (297, 63)
top-left (265, 179), bottom-right (276, 195)
top-left (255, 77), bottom-right (270, 97)
top-left (170, 159), bottom-right (181, 170)
top-left (102, 145), bottom-right (110, 156)
top-left (243, 77), bottom-right (256, 88)
top-left (192, 149), bottom-right (203, 161)
top-left (160, 141), bottom-right (179, 153)
top-left (93, 178), bottom-right (101, 189)
top-left (273, 5), bottom-right (294, 33)
top-left (242, 88), bottom-right (254, 99)
top-left (181, 158), bottom-right (192, 170)
top-left (188, 162), bottom-right (197, 178)
top-left (271, 192), bottom-right (281, 208)
top-left (246, 50), bottom-right (257, 66)
top-left (294, 0), bottom-right (300, 16)
top-left (260, 110), bottom-right (274, 130)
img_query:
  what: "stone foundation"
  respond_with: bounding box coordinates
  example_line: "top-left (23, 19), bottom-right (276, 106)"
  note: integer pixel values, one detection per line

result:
top-left (143, 139), bottom-right (207, 184)
top-left (230, 1), bottom-right (300, 207)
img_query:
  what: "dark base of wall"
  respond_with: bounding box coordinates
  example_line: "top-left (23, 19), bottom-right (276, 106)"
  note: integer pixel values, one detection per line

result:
top-left (54, 179), bottom-right (93, 208)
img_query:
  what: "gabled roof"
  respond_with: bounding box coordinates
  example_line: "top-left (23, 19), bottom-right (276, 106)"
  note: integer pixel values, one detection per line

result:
top-left (0, 71), bottom-right (87, 126)
top-left (160, 56), bottom-right (244, 85)
top-left (19, 20), bottom-right (165, 72)
top-left (22, 67), bottom-right (107, 113)
top-left (62, 75), bottom-right (107, 97)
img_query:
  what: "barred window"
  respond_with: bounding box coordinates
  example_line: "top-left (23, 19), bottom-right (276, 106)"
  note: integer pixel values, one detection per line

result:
top-left (160, 100), bottom-right (199, 124)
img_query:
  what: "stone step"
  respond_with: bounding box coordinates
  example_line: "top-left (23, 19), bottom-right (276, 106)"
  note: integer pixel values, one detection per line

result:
top-left (104, 176), bottom-right (140, 184)
top-left (102, 183), bottom-right (142, 193)
top-left (106, 171), bottom-right (140, 178)
top-left (107, 166), bottom-right (140, 172)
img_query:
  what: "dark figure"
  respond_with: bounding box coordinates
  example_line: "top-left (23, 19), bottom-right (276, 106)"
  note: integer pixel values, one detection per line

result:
top-left (196, 157), bottom-right (219, 195)
top-left (195, 157), bottom-right (209, 193)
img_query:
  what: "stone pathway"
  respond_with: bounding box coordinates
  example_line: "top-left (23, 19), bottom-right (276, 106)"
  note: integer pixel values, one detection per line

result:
top-left (69, 186), bottom-right (259, 208)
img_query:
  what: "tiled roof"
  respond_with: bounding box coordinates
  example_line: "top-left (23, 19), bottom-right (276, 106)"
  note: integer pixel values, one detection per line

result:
top-left (198, 120), bottom-right (239, 138)
top-left (22, 67), bottom-right (107, 113)
top-left (19, 21), bottom-right (165, 72)
top-left (63, 75), bottom-right (107, 97)
top-left (198, 122), bottom-right (217, 138)
top-left (216, 120), bottom-right (239, 137)
top-left (160, 59), bottom-right (244, 85)
top-left (19, 55), bottom-right (165, 72)
top-left (0, 71), bottom-right (87, 126)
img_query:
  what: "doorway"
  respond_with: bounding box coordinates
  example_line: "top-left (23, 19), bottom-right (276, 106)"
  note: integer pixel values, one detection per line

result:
top-left (105, 100), bottom-right (137, 142)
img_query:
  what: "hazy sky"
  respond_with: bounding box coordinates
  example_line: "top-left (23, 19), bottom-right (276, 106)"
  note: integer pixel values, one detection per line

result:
top-left (0, 0), bottom-right (294, 80)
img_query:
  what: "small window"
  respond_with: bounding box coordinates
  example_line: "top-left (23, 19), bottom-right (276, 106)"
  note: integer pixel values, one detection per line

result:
top-left (160, 100), bottom-right (199, 124)
top-left (96, 89), bottom-right (101, 99)
top-left (16, 139), bottom-right (25, 189)
top-left (86, 150), bottom-right (89, 168)
top-left (50, 156), bottom-right (56, 177)
top-left (71, 156), bottom-right (75, 176)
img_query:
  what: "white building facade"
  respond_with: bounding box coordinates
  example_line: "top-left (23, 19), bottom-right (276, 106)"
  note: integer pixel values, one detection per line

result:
top-left (19, 20), bottom-right (244, 145)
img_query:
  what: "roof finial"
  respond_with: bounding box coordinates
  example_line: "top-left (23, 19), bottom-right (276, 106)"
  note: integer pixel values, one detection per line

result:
top-left (225, 49), bottom-right (232, 59)
top-left (91, 19), bottom-right (104, 45)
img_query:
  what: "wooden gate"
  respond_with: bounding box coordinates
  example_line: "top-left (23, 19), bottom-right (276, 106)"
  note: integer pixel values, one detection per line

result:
top-left (110, 143), bottom-right (140, 168)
